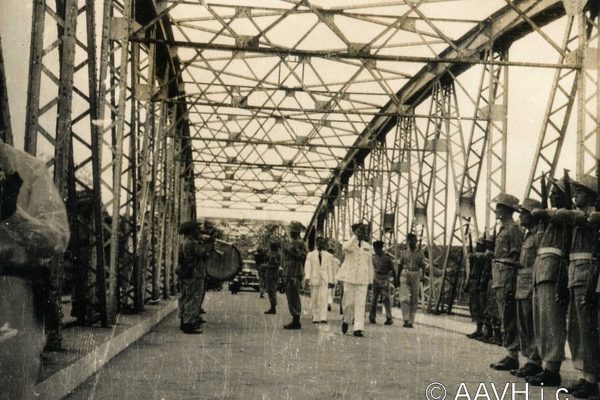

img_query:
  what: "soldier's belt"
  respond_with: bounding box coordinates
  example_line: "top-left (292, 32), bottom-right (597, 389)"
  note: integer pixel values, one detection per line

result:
top-left (570, 252), bottom-right (593, 262)
top-left (493, 259), bottom-right (520, 268)
top-left (537, 247), bottom-right (562, 257)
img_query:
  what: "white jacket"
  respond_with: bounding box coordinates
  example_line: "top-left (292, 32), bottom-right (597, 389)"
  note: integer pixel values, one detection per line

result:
top-left (336, 235), bottom-right (374, 285)
top-left (304, 249), bottom-right (336, 286)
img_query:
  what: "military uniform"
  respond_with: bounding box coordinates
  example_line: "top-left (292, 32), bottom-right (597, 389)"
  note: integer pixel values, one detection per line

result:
top-left (490, 194), bottom-right (523, 366)
top-left (369, 250), bottom-right (395, 324)
top-left (515, 212), bottom-right (542, 373)
top-left (398, 247), bottom-right (425, 326)
top-left (530, 211), bottom-right (569, 378)
top-left (565, 208), bottom-right (600, 384)
top-left (283, 234), bottom-right (307, 325)
top-left (179, 231), bottom-right (211, 332)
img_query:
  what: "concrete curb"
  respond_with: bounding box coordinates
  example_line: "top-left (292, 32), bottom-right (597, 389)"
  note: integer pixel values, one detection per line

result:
top-left (34, 299), bottom-right (178, 400)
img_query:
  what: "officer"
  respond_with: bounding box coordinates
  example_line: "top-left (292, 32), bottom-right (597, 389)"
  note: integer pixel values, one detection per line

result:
top-left (337, 223), bottom-right (374, 337)
top-left (512, 198), bottom-right (543, 378)
top-left (369, 240), bottom-right (395, 325)
top-left (465, 236), bottom-right (487, 339)
top-left (397, 233), bottom-right (426, 328)
top-left (0, 142), bottom-right (70, 400)
top-left (489, 193), bottom-right (523, 371)
top-left (557, 175), bottom-right (600, 398)
top-left (264, 241), bottom-right (281, 314)
top-left (282, 221), bottom-right (307, 330)
top-left (527, 177), bottom-right (569, 387)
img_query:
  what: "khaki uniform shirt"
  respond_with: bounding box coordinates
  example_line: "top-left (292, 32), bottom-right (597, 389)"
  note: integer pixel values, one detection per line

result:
top-left (492, 219), bottom-right (523, 289)
top-left (515, 225), bottom-right (542, 299)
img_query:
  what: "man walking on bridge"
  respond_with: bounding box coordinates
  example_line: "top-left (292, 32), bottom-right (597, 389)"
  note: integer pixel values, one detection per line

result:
top-left (282, 221), bottom-right (307, 330)
top-left (304, 236), bottom-right (335, 323)
top-left (337, 223), bottom-right (374, 337)
top-left (369, 240), bottom-right (394, 326)
top-left (398, 233), bottom-right (425, 328)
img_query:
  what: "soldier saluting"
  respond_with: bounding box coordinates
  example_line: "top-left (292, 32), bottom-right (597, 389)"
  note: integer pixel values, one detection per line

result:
top-left (554, 175), bottom-right (600, 398)
top-left (488, 193), bottom-right (523, 371)
top-left (527, 176), bottom-right (570, 387)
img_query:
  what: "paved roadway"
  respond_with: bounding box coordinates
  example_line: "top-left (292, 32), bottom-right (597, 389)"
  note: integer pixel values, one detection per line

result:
top-left (65, 289), bottom-right (574, 400)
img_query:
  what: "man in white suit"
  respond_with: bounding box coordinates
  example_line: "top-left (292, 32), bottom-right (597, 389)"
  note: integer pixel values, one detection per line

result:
top-left (337, 223), bottom-right (374, 337)
top-left (305, 237), bottom-right (336, 323)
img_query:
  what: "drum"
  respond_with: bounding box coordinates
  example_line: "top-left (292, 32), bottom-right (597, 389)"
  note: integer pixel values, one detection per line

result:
top-left (205, 240), bottom-right (242, 282)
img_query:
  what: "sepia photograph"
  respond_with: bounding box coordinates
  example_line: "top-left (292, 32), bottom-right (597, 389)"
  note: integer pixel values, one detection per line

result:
top-left (1, 0), bottom-right (599, 399)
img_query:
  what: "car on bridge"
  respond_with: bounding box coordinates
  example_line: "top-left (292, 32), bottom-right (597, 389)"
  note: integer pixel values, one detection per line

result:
top-left (229, 259), bottom-right (261, 294)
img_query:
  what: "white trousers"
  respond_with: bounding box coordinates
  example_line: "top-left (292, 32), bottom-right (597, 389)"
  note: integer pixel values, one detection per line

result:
top-left (342, 283), bottom-right (368, 331)
top-left (310, 284), bottom-right (329, 321)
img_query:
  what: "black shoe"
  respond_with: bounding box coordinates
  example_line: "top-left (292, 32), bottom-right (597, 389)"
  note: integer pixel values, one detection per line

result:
top-left (320, 320), bottom-right (327, 324)
top-left (570, 380), bottom-right (598, 398)
top-left (284, 316), bottom-right (301, 330)
top-left (384, 318), bottom-right (393, 326)
top-left (312, 320), bottom-right (320, 324)
top-left (403, 321), bottom-right (409, 327)
top-left (181, 324), bottom-right (203, 334)
top-left (527, 369), bottom-right (561, 387)
top-left (566, 379), bottom-right (589, 393)
top-left (353, 330), bottom-right (364, 337)
top-left (514, 363), bottom-right (543, 378)
top-left (264, 307), bottom-right (276, 314)
top-left (369, 318), bottom-right (376, 324)
top-left (405, 323), bottom-right (413, 328)
top-left (490, 356), bottom-right (519, 371)
top-left (342, 322), bottom-right (349, 334)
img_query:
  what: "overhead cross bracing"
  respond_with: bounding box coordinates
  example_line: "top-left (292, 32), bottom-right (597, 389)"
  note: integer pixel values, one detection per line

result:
top-left (2, 0), bottom-right (599, 327)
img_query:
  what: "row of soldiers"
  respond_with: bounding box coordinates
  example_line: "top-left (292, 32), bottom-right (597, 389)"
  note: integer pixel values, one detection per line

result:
top-left (466, 174), bottom-right (600, 399)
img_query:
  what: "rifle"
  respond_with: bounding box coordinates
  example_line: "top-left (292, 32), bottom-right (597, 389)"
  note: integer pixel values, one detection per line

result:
top-left (540, 172), bottom-right (549, 211)
top-left (555, 169), bottom-right (572, 305)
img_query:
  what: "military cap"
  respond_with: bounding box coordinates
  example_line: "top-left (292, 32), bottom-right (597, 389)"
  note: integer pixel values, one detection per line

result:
top-left (519, 198), bottom-right (542, 213)
top-left (493, 193), bottom-right (519, 212)
top-left (373, 240), bottom-right (384, 249)
top-left (406, 233), bottom-right (417, 240)
top-left (572, 175), bottom-right (598, 194)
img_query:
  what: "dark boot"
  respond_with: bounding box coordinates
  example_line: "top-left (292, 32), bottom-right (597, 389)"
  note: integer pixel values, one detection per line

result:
top-left (492, 327), bottom-right (503, 346)
top-left (527, 369), bottom-right (561, 387)
top-left (283, 315), bottom-right (301, 330)
top-left (490, 356), bottom-right (519, 371)
top-left (264, 306), bottom-right (276, 314)
top-left (467, 322), bottom-right (483, 339)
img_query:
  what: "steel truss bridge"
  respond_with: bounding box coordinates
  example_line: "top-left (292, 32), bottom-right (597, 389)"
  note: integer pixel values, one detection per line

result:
top-left (1, 0), bottom-right (599, 326)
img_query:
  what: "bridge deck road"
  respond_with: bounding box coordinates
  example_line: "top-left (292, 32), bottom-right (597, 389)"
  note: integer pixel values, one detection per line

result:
top-left (64, 289), bottom-right (573, 400)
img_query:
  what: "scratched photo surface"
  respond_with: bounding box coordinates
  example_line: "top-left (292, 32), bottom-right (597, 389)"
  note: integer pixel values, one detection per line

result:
top-left (0, 0), bottom-right (594, 399)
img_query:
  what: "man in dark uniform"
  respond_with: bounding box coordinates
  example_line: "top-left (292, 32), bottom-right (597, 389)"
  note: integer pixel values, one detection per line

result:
top-left (527, 177), bottom-right (569, 387)
top-left (264, 241), bottom-right (281, 314)
top-left (0, 142), bottom-right (70, 400)
top-left (489, 193), bottom-right (523, 371)
top-left (178, 220), bottom-right (214, 334)
top-left (282, 221), bottom-right (307, 329)
top-left (369, 240), bottom-right (395, 325)
top-left (466, 236), bottom-right (487, 339)
top-left (512, 198), bottom-right (543, 378)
